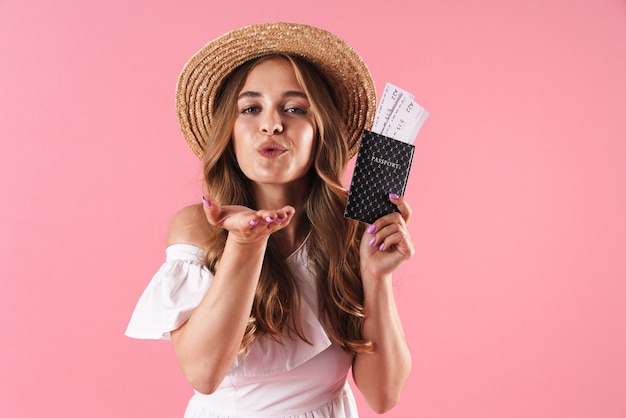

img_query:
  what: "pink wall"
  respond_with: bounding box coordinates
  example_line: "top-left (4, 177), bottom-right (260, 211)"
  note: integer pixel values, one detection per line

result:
top-left (1, 0), bottom-right (625, 416)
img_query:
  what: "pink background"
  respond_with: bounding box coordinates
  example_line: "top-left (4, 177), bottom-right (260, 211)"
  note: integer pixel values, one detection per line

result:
top-left (1, 0), bottom-right (625, 417)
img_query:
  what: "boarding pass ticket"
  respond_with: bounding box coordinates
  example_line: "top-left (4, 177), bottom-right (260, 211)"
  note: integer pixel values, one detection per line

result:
top-left (371, 82), bottom-right (429, 144)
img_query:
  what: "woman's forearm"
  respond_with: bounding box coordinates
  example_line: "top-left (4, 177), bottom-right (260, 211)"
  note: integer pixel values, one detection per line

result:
top-left (352, 274), bottom-right (412, 413)
top-left (171, 237), bottom-right (267, 394)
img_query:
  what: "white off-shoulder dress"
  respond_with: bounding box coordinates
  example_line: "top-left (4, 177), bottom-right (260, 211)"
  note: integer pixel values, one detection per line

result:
top-left (125, 238), bottom-right (359, 418)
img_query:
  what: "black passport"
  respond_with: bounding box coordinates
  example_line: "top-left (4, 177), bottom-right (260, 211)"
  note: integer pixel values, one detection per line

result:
top-left (344, 130), bottom-right (415, 224)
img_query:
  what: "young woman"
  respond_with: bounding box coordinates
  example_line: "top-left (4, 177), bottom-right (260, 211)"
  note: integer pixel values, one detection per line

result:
top-left (126, 23), bottom-right (413, 418)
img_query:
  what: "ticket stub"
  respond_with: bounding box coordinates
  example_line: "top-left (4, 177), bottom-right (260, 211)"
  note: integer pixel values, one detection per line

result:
top-left (371, 82), bottom-right (429, 144)
top-left (372, 83), bottom-right (413, 134)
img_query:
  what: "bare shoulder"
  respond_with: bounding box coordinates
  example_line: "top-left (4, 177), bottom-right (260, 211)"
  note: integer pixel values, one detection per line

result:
top-left (166, 204), bottom-right (212, 247)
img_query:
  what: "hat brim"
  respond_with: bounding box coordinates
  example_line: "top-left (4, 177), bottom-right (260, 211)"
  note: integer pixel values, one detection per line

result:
top-left (175, 22), bottom-right (376, 160)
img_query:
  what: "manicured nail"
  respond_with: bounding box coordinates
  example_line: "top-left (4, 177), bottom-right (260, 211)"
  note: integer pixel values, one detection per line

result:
top-left (201, 196), bottom-right (211, 207)
top-left (367, 224), bottom-right (377, 234)
top-left (249, 219), bottom-right (259, 226)
top-left (379, 242), bottom-right (385, 251)
top-left (368, 237), bottom-right (376, 247)
top-left (389, 193), bottom-right (399, 200)
top-left (276, 217), bottom-right (285, 222)
top-left (265, 216), bottom-right (275, 223)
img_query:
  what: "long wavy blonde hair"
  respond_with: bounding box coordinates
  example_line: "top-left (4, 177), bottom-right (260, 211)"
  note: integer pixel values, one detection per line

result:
top-left (201, 54), bottom-right (372, 355)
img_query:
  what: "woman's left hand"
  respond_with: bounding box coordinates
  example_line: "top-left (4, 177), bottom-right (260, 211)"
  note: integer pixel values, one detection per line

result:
top-left (359, 194), bottom-right (415, 280)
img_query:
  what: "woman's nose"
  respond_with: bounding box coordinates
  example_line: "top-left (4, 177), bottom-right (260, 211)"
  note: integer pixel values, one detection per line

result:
top-left (260, 109), bottom-right (283, 134)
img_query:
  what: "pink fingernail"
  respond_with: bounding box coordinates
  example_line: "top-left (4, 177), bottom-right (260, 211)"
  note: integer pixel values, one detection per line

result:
top-left (201, 196), bottom-right (211, 207)
top-left (389, 193), bottom-right (399, 200)
top-left (249, 219), bottom-right (259, 226)
top-left (276, 217), bottom-right (285, 222)
top-left (379, 242), bottom-right (385, 251)
top-left (367, 224), bottom-right (377, 234)
top-left (265, 216), bottom-right (275, 223)
top-left (368, 237), bottom-right (376, 247)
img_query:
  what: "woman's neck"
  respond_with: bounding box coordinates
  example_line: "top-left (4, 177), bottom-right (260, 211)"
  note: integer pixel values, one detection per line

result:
top-left (252, 178), bottom-right (312, 258)
top-left (273, 213), bottom-right (310, 258)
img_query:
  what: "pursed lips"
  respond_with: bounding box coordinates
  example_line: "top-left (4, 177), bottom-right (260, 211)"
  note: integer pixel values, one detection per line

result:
top-left (257, 141), bottom-right (287, 158)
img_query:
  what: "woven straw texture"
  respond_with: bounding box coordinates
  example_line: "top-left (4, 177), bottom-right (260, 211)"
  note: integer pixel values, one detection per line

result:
top-left (175, 22), bottom-right (376, 160)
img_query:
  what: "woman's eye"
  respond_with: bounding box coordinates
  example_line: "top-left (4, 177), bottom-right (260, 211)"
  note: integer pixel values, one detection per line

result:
top-left (285, 107), bottom-right (306, 115)
top-left (241, 106), bottom-right (260, 114)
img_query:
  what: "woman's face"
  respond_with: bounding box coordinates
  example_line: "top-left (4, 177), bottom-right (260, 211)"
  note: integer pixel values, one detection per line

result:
top-left (232, 57), bottom-right (316, 187)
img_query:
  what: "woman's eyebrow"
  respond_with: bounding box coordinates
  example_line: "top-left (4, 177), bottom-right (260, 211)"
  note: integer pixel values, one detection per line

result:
top-left (237, 91), bottom-right (308, 100)
top-left (283, 91), bottom-right (308, 99)
top-left (238, 91), bottom-right (262, 99)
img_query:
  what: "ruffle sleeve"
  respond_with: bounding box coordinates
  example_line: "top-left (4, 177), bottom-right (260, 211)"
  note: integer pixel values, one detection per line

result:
top-left (125, 238), bottom-right (335, 378)
top-left (125, 244), bottom-right (212, 341)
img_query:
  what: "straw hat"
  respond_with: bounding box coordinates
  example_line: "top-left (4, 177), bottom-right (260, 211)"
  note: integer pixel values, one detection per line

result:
top-left (175, 22), bottom-right (376, 160)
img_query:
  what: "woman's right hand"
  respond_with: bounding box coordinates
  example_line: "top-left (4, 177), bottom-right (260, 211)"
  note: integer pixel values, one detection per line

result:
top-left (201, 196), bottom-right (295, 244)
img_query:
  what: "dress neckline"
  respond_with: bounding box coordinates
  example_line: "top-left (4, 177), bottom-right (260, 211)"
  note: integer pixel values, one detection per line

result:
top-left (285, 231), bottom-right (311, 261)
